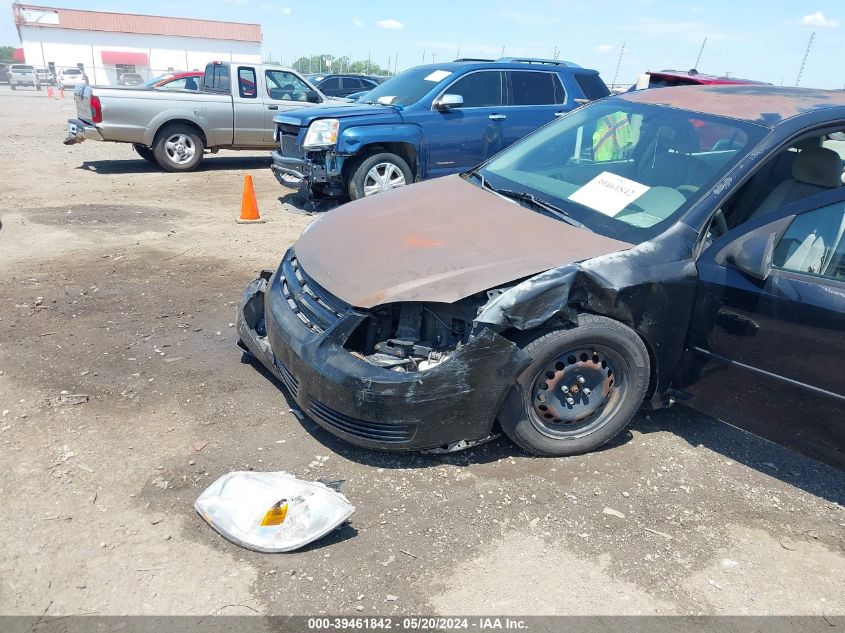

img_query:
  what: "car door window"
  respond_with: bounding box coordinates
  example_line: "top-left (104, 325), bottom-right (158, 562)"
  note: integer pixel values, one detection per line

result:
top-left (573, 73), bottom-right (610, 101)
top-left (266, 70), bottom-right (311, 101)
top-left (238, 67), bottom-right (257, 98)
top-left (508, 71), bottom-right (565, 105)
top-left (773, 201), bottom-right (845, 281)
top-left (444, 71), bottom-right (504, 108)
top-left (319, 77), bottom-right (341, 91)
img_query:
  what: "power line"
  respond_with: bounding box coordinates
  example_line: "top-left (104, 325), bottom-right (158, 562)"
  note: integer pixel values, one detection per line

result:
top-left (795, 31), bottom-right (814, 86)
top-left (611, 42), bottom-right (625, 89)
top-left (694, 37), bottom-right (707, 70)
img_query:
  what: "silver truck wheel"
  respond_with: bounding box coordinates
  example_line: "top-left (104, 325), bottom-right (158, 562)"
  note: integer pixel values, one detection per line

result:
top-left (153, 125), bottom-right (204, 172)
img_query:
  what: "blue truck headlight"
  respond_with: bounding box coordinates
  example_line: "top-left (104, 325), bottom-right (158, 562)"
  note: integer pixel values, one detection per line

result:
top-left (303, 119), bottom-right (340, 148)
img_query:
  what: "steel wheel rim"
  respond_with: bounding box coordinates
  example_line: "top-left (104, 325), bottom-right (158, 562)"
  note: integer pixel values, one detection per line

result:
top-left (363, 162), bottom-right (406, 196)
top-left (164, 133), bottom-right (196, 164)
top-left (529, 344), bottom-right (627, 439)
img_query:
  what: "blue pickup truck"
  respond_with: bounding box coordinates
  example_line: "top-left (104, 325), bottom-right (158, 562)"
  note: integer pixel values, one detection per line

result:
top-left (271, 57), bottom-right (610, 199)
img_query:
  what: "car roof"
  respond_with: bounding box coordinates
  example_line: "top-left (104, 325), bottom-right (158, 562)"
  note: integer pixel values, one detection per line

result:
top-left (408, 58), bottom-right (598, 74)
top-left (647, 69), bottom-right (767, 86)
top-left (619, 84), bottom-right (845, 126)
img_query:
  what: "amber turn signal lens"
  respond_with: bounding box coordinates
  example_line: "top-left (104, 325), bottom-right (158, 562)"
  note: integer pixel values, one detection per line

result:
top-left (260, 500), bottom-right (289, 526)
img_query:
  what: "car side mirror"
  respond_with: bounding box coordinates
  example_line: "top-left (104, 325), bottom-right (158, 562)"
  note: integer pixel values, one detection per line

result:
top-left (724, 232), bottom-right (775, 281)
top-left (434, 94), bottom-right (463, 110)
top-left (306, 90), bottom-right (321, 103)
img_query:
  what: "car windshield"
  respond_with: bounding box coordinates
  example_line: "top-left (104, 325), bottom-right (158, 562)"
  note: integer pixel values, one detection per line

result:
top-left (64, 69), bottom-right (81, 75)
top-left (478, 99), bottom-right (769, 243)
top-left (361, 67), bottom-right (451, 106)
top-left (14, 65), bottom-right (34, 71)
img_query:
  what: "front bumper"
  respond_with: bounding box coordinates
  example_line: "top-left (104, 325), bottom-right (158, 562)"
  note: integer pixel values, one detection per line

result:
top-left (64, 118), bottom-right (104, 145)
top-left (271, 150), bottom-right (326, 189)
top-left (236, 257), bottom-right (529, 451)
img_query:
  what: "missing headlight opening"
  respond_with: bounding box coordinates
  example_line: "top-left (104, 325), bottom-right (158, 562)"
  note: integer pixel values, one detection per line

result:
top-left (344, 289), bottom-right (508, 372)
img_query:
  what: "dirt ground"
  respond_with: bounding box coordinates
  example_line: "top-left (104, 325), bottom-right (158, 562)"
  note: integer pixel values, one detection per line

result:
top-left (0, 89), bottom-right (843, 618)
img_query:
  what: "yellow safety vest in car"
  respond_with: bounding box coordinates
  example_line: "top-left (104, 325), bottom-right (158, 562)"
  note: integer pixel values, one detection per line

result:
top-left (593, 112), bottom-right (633, 161)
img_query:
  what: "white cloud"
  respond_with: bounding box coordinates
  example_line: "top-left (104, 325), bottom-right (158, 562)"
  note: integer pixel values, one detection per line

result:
top-left (282, 6), bottom-right (292, 15)
top-left (376, 18), bottom-right (404, 30)
top-left (351, 16), bottom-right (364, 27)
top-left (801, 11), bottom-right (839, 28)
top-left (596, 44), bottom-right (614, 53)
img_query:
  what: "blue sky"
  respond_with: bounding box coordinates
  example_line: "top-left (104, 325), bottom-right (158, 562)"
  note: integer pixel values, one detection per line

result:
top-left (2, 0), bottom-right (843, 88)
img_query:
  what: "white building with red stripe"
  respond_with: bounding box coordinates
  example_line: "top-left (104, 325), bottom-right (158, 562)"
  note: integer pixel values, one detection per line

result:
top-left (12, 3), bottom-right (261, 85)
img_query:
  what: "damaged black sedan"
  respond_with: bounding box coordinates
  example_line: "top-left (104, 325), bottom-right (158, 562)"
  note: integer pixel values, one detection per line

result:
top-left (238, 85), bottom-right (845, 467)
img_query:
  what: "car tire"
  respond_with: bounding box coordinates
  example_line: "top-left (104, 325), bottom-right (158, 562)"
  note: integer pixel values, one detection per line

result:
top-left (348, 152), bottom-right (412, 200)
top-left (133, 143), bottom-right (157, 163)
top-left (498, 314), bottom-right (650, 457)
top-left (10, 84), bottom-right (15, 91)
top-left (36, 84), bottom-right (41, 91)
top-left (153, 124), bottom-right (204, 172)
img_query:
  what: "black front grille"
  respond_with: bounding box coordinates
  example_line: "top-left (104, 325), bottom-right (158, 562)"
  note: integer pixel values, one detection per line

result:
top-left (276, 123), bottom-right (302, 158)
top-left (280, 133), bottom-right (300, 158)
top-left (274, 357), bottom-right (299, 398)
top-left (281, 252), bottom-right (347, 333)
top-left (309, 400), bottom-right (415, 443)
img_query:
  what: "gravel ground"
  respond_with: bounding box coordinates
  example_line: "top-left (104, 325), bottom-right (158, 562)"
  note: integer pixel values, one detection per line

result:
top-left (0, 89), bottom-right (843, 617)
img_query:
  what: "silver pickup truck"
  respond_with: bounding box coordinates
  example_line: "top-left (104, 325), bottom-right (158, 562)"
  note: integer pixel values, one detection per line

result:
top-left (63, 61), bottom-right (332, 171)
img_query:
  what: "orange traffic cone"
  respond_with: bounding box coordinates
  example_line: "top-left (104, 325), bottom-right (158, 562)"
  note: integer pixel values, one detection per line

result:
top-left (47, 86), bottom-right (53, 98)
top-left (60, 87), bottom-right (65, 98)
top-left (237, 175), bottom-right (265, 224)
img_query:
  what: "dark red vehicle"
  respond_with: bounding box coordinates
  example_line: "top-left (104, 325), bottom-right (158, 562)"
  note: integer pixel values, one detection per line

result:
top-left (636, 68), bottom-right (769, 90)
top-left (143, 71), bottom-right (203, 91)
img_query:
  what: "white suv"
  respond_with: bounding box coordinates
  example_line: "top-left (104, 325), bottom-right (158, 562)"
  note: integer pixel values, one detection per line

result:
top-left (58, 68), bottom-right (89, 88)
top-left (9, 64), bottom-right (40, 90)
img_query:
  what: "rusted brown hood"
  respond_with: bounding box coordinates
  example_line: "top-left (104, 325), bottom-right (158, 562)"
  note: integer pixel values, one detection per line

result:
top-left (294, 175), bottom-right (631, 308)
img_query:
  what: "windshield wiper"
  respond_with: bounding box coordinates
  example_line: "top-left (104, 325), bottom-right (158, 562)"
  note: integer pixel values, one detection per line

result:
top-left (493, 188), bottom-right (583, 229)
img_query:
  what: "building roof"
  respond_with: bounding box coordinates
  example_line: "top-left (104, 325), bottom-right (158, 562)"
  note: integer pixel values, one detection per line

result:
top-left (620, 84), bottom-right (845, 126)
top-left (12, 3), bottom-right (261, 43)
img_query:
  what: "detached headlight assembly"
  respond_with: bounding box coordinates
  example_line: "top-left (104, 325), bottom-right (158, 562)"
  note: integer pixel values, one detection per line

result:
top-left (195, 471), bottom-right (354, 552)
top-left (302, 119), bottom-right (340, 148)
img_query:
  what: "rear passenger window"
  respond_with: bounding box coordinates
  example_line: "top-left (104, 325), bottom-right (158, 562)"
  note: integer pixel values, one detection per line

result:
top-left (573, 73), bottom-right (610, 101)
top-left (320, 77), bottom-right (341, 90)
top-left (508, 71), bottom-right (565, 105)
top-left (445, 71), bottom-right (504, 108)
top-left (773, 201), bottom-right (845, 281)
top-left (238, 67), bottom-right (256, 98)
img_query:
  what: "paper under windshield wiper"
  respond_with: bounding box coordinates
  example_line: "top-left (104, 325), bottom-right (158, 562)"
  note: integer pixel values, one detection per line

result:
top-left (493, 188), bottom-right (583, 228)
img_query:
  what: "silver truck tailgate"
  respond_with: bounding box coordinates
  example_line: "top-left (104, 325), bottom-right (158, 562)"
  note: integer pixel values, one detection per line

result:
top-left (74, 85), bottom-right (92, 121)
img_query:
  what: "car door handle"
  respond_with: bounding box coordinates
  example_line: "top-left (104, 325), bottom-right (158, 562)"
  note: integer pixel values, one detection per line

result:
top-left (554, 111), bottom-right (566, 117)
top-left (489, 114), bottom-right (506, 121)
top-left (268, 105), bottom-right (278, 110)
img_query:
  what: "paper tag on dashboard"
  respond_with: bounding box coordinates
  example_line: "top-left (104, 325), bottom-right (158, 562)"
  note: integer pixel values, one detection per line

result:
top-left (424, 70), bottom-right (452, 82)
top-left (568, 172), bottom-right (650, 217)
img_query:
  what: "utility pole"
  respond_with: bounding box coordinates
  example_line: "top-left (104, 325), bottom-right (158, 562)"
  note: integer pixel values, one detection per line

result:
top-left (367, 51), bottom-right (371, 74)
top-left (501, 45), bottom-right (505, 58)
top-left (422, 50), bottom-right (425, 64)
top-left (612, 42), bottom-right (625, 90)
top-left (796, 31), bottom-right (815, 86)
top-left (432, 52), bottom-right (437, 63)
top-left (395, 50), bottom-right (399, 74)
top-left (456, 46), bottom-right (460, 59)
top-left (694, 37), bottom-right (707, 70)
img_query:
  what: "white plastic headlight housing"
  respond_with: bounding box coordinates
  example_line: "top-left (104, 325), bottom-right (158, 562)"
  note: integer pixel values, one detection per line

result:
top-left (195, 471), bottom-right (354, 552)
top-left (302, 119), bottom-right (340, 148)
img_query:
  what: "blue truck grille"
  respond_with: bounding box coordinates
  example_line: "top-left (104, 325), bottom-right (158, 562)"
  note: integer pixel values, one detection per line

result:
top-left (281, 252), bottom-right (347, 334)
top-left (309, 400), bottom-right (416, 443)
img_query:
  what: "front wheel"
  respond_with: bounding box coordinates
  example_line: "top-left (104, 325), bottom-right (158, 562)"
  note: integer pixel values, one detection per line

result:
top-left (153, 124), bottom-right (204, 172)
top-left (348, 152), bottom-right (412, 200)
top-left (10, 84), bottom-right (15, 91)
top-left (498, 314), bottom-right (650, 457)
top-left (133, 143), bottom-right (157, 163)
